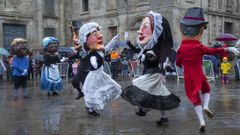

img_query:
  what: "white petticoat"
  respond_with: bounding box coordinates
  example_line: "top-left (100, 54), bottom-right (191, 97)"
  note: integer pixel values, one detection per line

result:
top-left (82, 67), bottom-right (122, 110)
top-left (132, 73), bottom-right (170, 96)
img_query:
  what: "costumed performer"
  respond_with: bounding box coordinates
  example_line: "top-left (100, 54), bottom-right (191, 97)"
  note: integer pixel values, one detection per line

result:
top-left (176, 7), bottom-right (240, 132)
top-left (40, 37), bottom-right (63, 96)
top-left (78, 22), bottom-right (122, 117)
top-left (11, 38), bottom-right (30, 101)
top-left (121, 11), bottom-right (180, 125)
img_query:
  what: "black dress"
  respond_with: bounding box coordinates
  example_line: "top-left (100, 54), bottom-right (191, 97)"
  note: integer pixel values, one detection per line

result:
top-left (121, 41), bottom-right (180, 110)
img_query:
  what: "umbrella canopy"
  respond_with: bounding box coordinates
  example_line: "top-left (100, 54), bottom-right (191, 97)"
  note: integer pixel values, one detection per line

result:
top-left (33, 54), bottom-right (44, 61)
top-left (58, 47), bottom-right (74, 53)
top-left (0, 47), bottom-right (10, 56)
top-left (215, 33), bottom-right (238, 41)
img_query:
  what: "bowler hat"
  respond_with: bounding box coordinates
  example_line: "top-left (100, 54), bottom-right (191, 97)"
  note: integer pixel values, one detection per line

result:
top-left (71, 20), bottom-right (83, 31)
top-left (180, 7), bottom-right (208, 26)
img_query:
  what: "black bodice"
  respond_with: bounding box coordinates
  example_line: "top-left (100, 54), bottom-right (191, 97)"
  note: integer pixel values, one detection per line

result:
top-left (79, 51), bottom-right (104, 72)
top-left (44, 54), bottom-right (60, 66)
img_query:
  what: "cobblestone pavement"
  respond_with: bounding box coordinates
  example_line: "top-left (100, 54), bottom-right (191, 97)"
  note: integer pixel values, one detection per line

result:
top-left (0, 78), bottom-right (240, 135)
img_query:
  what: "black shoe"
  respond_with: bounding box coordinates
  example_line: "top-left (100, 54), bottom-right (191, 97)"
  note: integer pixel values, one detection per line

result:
top-left (52, 91), bottom-right (59, 96)
top-left (199, 125), bottom-right (205, 132)
top-left (88, 110), bottom-right (100, 117)
top-left (47, 92), bottom-right (51, 96)
top-left (156, 117), bottom-right (168, 125)
top-left (204, 109), bottom-right (214, 118)
top-left (75, 92), bottom-right (84, 100)
top-left (136, 109), bottom-right (146, 116)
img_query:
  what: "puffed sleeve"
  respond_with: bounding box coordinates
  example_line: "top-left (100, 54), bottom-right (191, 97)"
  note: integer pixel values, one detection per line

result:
top-left (90, 56), bottom-right (98, 69)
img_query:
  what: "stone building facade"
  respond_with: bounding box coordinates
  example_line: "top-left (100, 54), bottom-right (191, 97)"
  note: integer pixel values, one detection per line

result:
top-left (0, 0), bottom-right (239, 52)
top-left (0, 0), bottom-right (72, 52)
top-left (71, 0), bottom-right (240, 48)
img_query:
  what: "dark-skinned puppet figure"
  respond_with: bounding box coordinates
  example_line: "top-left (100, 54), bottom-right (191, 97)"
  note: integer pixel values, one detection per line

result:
top-left (11, 38), bottom-right (30, 101)
top-left (121, 11), bottom-right (180, 126)
top-left (69, 20), bottom-right (85, 100)
top-left (176, 7), bottom-right (239, 132)
top-left (40, 37), bottom-right (63, 96)
top-left (78, 22), bottom-right (122, 117)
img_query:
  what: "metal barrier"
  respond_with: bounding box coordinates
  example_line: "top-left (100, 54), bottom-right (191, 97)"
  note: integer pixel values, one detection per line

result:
top-left (129, 60), bottom-right (143, 79)
top-left (57, 62), bottom-right (69, 81)
top-left (175, 65), bottom-right (184, 82)
top-left (176, 59), bottom-right (215, 82)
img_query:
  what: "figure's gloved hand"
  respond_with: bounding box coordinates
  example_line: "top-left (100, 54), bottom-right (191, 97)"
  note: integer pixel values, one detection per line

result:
top-left (235, 39), bottom-right (240, 48)
top-left (111, 34), bottom-right (121, 42)
top-left (138, 54), bottom-right (145, 62)
top-left (60, 57), bottom-right (67, 62)
top-left (228, 47), bottom-right (240, 55)
top-left (163, 57), bottom-right (169, 69)
top-left (105, 34), bottom-right (121, 51)
top-left (21, 69), bottom-right (28, 75)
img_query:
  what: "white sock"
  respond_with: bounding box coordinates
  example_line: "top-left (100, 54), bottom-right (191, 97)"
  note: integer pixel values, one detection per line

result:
top-left (160, 110), bottom-right (167, 118)
top-left (194, 105), bottom-right (205, 126)
top-left (203, 93), bottom-right (210, 110)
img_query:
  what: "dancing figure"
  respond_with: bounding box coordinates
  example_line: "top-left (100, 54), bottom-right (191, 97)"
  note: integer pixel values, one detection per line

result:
top-left (121, 11), bottom-right (180, 125)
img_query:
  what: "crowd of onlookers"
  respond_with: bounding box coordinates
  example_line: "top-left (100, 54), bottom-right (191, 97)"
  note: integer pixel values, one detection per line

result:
top-left (1, 41), bottom-right (240, 83)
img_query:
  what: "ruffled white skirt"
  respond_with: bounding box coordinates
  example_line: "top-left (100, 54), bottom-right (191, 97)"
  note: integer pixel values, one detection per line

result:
top-left (82, 67), bottom-right (122, 110)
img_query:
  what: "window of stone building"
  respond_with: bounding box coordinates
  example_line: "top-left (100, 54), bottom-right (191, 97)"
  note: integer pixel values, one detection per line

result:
top-left (226, 0), bottom-right (232, 13)
top-left (82, 0), bottom-right (89, 12)
top-left (208, 0), bottom-right (213, 9)
top-left (224, 22), bottom-right (233, 33)
top-left (44, 28), bottom-right (56, 37)
top-left (218, 0), bottom-right (223, 11)
top-left (107, 26), bottom-right (117, 41)
top-left (44, 0), bottom-right (55, 15)
top-left (185, 0), bottom-right (196, 3)
top-left (236, 0), bottom-right (240, 13)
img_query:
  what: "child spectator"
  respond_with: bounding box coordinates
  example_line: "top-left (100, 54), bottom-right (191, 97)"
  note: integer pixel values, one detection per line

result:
top-left (221, 57), bottom-right (231, 84)
top-left (121, 57), bottom-right (129, 77)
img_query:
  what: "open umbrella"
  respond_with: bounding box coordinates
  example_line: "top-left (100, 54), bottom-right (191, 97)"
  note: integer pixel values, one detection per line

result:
top-left (215, 33), bottom-right (238, 41)
top-left (0, 47), bottom-right (10, 56)
top-left (58, 47), bottom-right (74, 53)
top-left (33, 54), bottom-right (44, 61)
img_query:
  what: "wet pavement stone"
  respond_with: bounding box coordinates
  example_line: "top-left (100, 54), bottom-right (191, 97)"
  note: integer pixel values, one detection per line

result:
top-left (0, 78), bottom-right (240, 135)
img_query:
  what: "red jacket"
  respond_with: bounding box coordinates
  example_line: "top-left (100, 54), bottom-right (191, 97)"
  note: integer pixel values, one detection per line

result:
top-left (176, 40), bottom-right (224, 104)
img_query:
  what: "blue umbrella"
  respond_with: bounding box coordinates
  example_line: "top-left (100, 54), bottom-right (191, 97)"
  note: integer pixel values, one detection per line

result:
top-left (58, 47), bottom-right (74, 53)
top-left (33, 54), bottom-right (44, 61)
top-left (0, 47), bottom-right (10, 56)
top-left (116, 41), bottom-right (127, 48)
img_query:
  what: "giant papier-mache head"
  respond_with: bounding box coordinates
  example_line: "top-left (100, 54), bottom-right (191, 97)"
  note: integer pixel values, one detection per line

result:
top-left (42, 37), bottom-right (59, 53)
top-left (78, 22), bottom-right (104, 52)
top-left (179, 7), bottom-right (208, 37)
top-left (11, 38), bottom-right (29, 57)
top-left (136, 11), bottom-right (173, 63)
